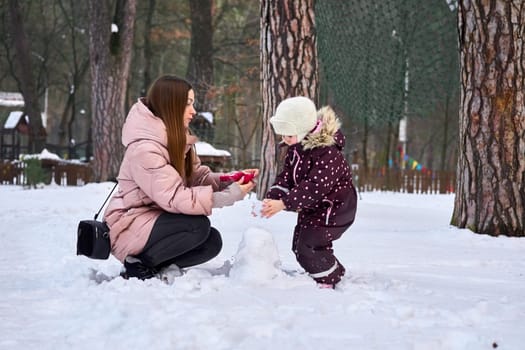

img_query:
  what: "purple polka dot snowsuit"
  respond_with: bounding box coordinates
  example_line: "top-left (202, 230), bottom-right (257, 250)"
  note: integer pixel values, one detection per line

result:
top-left (266, 106), bottom-right (357, 285)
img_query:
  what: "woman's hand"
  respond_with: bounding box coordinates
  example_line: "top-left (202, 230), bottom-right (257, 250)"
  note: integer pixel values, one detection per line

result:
top-left (212, 181), bottom-right (254, 208)
top-left (237, 179), bottom-right (255, 195)
top-left (260, 199), bottom-right (285, 218)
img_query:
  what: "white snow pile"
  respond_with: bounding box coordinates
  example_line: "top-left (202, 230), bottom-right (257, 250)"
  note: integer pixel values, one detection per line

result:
top-left (229, 227), bottom-right (283, 283)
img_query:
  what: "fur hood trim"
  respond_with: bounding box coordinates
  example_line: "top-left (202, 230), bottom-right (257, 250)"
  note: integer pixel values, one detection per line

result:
top-left (301, 106), bottom-right (342, 150)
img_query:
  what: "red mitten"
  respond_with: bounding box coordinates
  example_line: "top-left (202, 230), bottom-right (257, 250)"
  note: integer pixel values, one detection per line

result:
top-left (240, 172), bottom-right (255, 184)
top-left (219, 171), bottom-right (255, 184)
top-left (219, 172), bottom-right (243, 182)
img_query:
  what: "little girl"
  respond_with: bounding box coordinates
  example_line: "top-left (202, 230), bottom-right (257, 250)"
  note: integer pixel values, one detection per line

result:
top-left (261, 96), bottom-right (357, 288)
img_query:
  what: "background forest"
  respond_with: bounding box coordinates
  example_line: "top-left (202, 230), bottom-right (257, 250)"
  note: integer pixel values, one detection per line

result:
top-left (0, 0), bottom-right (459, 175)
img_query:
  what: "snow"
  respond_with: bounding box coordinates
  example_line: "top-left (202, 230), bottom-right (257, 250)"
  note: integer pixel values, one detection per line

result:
top-left (20, 148), bottom-right (62, 161)
top-left (1, 183), bottom-right (524, 350)
top-left (3, 110), bottom-right (47, 130)
top-left (0, 92), bottom-right (24, 107)
top-left (195, 141), bottom-right (231, 157)
top-left (199, 111), bottom-right (214, 124)
top-left (3, 111), bottom-right (24, 129)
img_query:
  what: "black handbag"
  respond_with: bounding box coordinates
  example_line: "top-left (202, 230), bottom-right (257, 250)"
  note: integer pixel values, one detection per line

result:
top-left (76, 183), bottom-right (117, 260)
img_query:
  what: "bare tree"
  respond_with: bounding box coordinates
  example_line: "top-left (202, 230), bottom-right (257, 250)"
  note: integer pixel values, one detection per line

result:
top-left (87, 0), bottom-right (137, 181)
top-left (258, 0), bottom-right (318, 198)
top-left (187, 0), bottom-right (214, 113)
top-left (7, 0), bottom-right (46, 153)
top-left (140, 0), bottom-right (156, 96)
top-left (56, 0), bottom-right (90, 150)
top-left (452, 0), bottom-right (525, 236)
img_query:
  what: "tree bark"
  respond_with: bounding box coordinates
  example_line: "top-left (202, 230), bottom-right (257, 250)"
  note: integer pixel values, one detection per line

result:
top-left (452, 0), bottom-right (525, 236)
top-left (258, 0), bottom-right (318, 198)
top-left (8, 0), bottom-right (46, 153)
top-left (88, 0), bottom-right (137, 181)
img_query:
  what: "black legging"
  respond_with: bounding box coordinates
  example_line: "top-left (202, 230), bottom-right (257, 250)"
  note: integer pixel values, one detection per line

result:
top-left (137, 213), bottom-right (222, 270)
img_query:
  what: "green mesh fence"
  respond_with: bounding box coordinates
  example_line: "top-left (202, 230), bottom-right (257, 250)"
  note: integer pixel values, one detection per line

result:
top-left (316, 0), bottom-right (459, 128)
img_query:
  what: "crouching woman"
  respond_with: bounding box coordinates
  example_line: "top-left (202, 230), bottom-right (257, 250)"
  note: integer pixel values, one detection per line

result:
top-left (104, 75), bottom-right (256, 280)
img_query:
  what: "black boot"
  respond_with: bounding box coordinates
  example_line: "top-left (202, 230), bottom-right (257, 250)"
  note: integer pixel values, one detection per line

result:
top-left (120, 256), bottom-right (157, 280)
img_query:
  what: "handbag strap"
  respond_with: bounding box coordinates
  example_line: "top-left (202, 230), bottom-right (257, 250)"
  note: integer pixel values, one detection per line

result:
top-left (94, 182), bottom-right (118, 220)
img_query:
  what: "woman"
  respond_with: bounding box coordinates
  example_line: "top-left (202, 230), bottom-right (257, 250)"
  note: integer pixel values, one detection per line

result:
top-left (104, 75), bottom-right (256, 280)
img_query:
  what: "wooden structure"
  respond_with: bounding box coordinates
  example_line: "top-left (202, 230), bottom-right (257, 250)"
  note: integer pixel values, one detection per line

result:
top-left (0, 160), bottom-right (456, 192)
top-left (0, 92), bottom-right (27, 160)
top-left (0, 158), bottom-right (92, 186)
top-left (0, 160), bottom-right (23, 185)
top-left (40, 159), bottom-right (93, 186)
top-left (194, 141), bottom-right (231, 171)
top-left (353, 167), bottom-right (455, 194)
top-left (1, 110), bottom-right (29, 160)
top-left (0, 141), bottom-right (231, 186)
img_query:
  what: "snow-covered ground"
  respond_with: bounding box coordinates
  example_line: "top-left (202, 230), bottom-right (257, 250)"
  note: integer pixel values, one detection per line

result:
top-left (1, 183), bottom-right (524, 350)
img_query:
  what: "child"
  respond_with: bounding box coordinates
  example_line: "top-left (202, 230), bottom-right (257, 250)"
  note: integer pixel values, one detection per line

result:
top-left (260, 96), bottom-right (357, 288)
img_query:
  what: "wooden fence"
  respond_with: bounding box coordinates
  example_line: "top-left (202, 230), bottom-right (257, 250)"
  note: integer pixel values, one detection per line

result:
top-left (0, 159), bottom-right (93, 186)
top-left (353, 167), bottom-right (455, 194)
top-left (0, 160), bottom-right (23, 185)
top-left (0, 160), bottom-right (456, 194)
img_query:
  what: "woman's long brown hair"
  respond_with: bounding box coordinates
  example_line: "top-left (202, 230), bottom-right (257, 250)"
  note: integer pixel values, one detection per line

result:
top-left (145, 75), bottom-right (194, 183)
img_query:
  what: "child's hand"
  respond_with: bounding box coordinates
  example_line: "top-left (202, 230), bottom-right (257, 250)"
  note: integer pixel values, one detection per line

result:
top-left (260, 199), bottom-right (285, 218)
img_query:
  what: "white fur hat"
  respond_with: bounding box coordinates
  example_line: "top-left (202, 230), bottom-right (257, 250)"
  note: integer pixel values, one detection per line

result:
top-left (270, 96), bottom-right (318, 142)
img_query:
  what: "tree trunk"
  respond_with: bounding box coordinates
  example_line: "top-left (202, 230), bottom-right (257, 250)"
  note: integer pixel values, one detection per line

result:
top-left (8, 0), bottom-right (46, 153)
top-left (187, 0), bottom-right (214, 113)
top-left (258, 0), bottom-right (318, 198)
top-left (58, 59), bottom-right (89, 149)
top-left (87, 0), bottom-right (137, 182)
top-left (452, 0), bottom-right (525, 236)
top-left (141, 0), bottom-right (156, 96)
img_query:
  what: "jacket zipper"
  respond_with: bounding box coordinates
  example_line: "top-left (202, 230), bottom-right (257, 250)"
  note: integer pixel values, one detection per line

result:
top-left (322, 199), bottom-right (334, 225)
top-left (292, 149), bottom-right (300, 186)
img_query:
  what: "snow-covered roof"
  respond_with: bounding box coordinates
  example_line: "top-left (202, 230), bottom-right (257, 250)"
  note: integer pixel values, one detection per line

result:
top-left (0, 92), bottom-right (24, 107)
top-left (3, 111), bottom-right (25, 129)
top-left (195, 141), bottom-right (230, 157)
top-left (3, 110), bottom-right (47, 129)
top-left (199, 112), bottom-right (213, 124)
